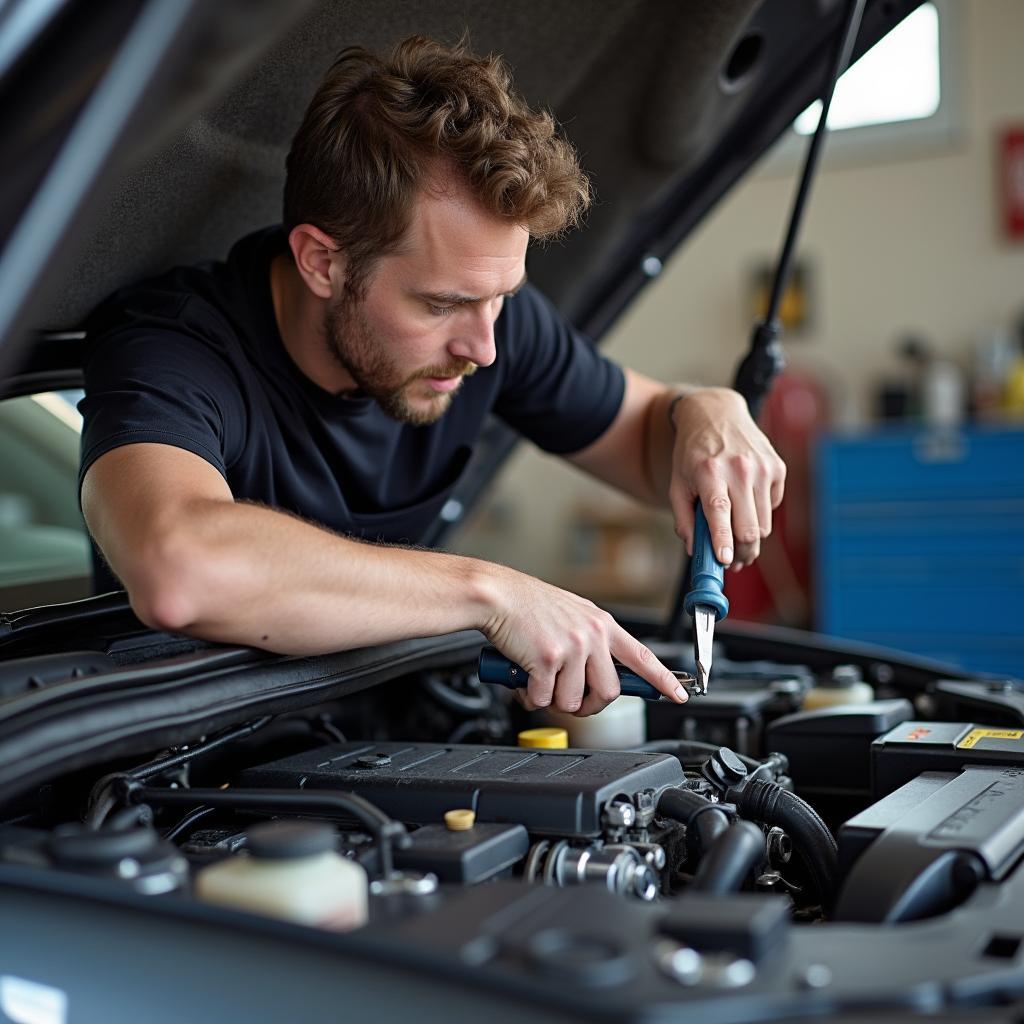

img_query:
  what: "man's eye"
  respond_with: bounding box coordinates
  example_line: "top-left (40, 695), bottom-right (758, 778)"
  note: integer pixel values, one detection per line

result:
top-left (428, 303), bottom-right (456, 317)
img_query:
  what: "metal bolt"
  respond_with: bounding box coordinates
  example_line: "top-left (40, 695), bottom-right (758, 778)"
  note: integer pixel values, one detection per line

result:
top-left (642, 255), bottom-right (663, 277)
top-left (797, 964), bottom-right (833, 989)
top-left (370, 871), bottom-right (438, 898)
top-left (870, 662), bottom-right (895, 685)
top-left (440, 499), bottom-right (464, 523)
top-left (603, 802), bottom-right (636, 829)
top-left (630, 863), bottom-right (659, 902)
top-left (769, 678), bottom-right (803, 697)
top-left (636, 843), bottom-right (667, 870)
top-left (654, 940), bottom-right (703, 986)
top-left (717, 958), bottom-right (756, 988)
top-left (117, 857), bottom-right (140, 879)
top-left (767, 826), bottom-right (792, 865)
top-left (831, 664), bottom-right (863, 686)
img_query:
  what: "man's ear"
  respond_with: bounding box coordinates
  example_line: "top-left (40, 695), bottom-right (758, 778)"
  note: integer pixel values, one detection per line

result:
top-left (288, 224), bottom-right (346, 300)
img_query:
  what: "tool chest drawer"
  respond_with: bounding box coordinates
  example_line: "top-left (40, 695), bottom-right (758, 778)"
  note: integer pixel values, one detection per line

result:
top-left (815, 427), bottom-right (1024, 678)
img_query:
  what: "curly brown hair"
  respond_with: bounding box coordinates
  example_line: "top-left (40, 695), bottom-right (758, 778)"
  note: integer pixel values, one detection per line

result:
top-left (283, 35), bottom-right (590, 295)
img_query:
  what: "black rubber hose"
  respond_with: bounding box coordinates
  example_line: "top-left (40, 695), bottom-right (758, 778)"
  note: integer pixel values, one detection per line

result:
top-left (691, 820), bottom-right (766, 895)
top-left (128, 716), bottom-right (275, 782)
top-left (131, 785), bottom-right (409, 879)
top-left (423, 673), bottom-right (492, 715)
top-left (162, 805), bottom-right (217, 843)
top-left (658, 787), bottom-right (730, 854)
top-left (727, 778), bottom-right (838, 910)
top-left (85, 716), bottom-right (274, 828)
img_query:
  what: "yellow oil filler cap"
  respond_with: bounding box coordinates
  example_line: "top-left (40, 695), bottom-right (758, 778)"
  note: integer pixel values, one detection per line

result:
top-left (518, 727), bottom-right (569, 749)
top-left (444, 809), bottom-right (476, 832)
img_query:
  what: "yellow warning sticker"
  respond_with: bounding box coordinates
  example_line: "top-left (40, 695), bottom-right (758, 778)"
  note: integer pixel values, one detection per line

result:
top-left (957, 728), bottom-right (1024, 750)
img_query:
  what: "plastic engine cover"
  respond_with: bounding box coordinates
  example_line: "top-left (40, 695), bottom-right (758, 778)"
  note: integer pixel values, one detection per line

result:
top-left (238, 742), bottom-right (685, 837)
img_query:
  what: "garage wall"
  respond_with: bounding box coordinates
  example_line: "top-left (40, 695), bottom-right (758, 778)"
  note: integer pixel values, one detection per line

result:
top-left (453, 0), bottom-right (1024, 585)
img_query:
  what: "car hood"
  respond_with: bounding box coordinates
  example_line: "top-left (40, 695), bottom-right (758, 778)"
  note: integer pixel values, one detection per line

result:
top-left (0, 0), bottom-right (923, 538)
top-left (1, 0), bottom-right (921, 365)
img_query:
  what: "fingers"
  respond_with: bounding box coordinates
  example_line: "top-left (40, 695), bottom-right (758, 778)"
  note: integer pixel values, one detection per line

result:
top-left (668, 478), bottom-right (697, 556)
top-left (486, 581), bottom-right (684, 725)
top-left (515, 639), bottom-right (680, 720)
top-left (544, 652), bottom-right (621, 717)
top-left (668, 388), bottom-right (788, 571)
top-left (549, 656), bottom-right (586, 714)
top-left (574, 652), bottom-right (621, 717)
top-left (610, 631), bottom-right (688, 704)
top-left (770, 460), bottom-right (786, 509)
top-left (512, 687), bottom-right (536, 711)
top-left (690, 450), bottom-right (787, 569)
top-left (688, 464), bottom-right (737, 569)
top-left (756, 477), bottom-right (773, 542)
top-left (727, 456), bottom-right (762, 566)
top-left (524, 662), bottom-right (556, 709)
top-left (525, 641), bottom-right (618, 716)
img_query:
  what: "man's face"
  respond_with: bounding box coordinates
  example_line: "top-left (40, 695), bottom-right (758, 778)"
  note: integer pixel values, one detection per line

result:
top-left (324, 180), bottom-right (530, 425)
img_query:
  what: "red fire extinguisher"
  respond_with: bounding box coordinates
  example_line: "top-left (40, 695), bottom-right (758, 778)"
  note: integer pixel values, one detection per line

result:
top-left (725, 369), bottom-right (830, 627)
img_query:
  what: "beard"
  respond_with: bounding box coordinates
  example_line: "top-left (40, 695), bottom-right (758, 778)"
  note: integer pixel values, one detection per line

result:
top-left (323, 292), bottom-right (476, 426)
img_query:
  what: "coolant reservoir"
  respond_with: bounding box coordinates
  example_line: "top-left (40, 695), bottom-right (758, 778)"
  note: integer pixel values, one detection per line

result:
top-left (544, 694), bottom-right (646, 749)
top-left (802, 664), bottom-right (874, 710)
top-left (195, 821), bottom-right (367, 930)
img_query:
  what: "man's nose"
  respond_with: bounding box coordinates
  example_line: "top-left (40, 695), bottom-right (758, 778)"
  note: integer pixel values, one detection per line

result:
top-left (450, 304), bottom-right (497, 367)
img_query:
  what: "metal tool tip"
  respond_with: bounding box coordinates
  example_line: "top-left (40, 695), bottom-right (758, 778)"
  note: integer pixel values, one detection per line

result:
top-left (695, 661), bottom-right (709, 695)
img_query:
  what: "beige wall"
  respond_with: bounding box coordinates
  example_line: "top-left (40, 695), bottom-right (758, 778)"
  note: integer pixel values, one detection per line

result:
top-left (453, 0), bottom-right (1024, 587)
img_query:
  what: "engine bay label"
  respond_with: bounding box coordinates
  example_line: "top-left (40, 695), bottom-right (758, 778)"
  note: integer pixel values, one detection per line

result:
top-left (957, 728), bottom-right (1024, 750)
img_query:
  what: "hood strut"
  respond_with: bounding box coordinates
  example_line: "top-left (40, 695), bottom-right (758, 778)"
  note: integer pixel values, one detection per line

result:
top-left (664, 0), bottom-right (868, 641)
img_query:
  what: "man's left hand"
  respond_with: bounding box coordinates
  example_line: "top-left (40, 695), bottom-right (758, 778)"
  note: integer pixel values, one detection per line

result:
top-left (668, 387), bottom-right (786, 570)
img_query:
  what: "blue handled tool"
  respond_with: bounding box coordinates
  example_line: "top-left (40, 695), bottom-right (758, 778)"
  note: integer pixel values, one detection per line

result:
top-left (682, 503), bottom-right (729, 694)
top-left (477, 646), bottom-right (695, 703)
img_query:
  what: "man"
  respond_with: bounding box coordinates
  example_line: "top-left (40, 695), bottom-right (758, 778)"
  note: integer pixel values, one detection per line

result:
top-left (79, 36), bottom-right (785, 718)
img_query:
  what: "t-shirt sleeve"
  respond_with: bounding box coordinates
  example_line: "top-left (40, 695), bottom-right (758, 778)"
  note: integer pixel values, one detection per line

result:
top-left (492, 284), bottom-right (625, 454)
top-left (78, 290), bottom-right (247, 494)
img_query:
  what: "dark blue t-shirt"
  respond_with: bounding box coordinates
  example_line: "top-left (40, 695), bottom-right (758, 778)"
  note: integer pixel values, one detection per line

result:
top-left (79, 227), bottom-right (624, 583)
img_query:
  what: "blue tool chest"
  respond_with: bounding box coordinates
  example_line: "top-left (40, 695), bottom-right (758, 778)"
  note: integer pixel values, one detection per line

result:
top-left (815, 427), bottom-right (1024, 678)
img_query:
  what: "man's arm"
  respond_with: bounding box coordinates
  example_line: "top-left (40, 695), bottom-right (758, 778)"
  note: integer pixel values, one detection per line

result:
top-left (566, 369), bottom-right (786, 569)
top-left (82, 443), bottom-right (689, 715)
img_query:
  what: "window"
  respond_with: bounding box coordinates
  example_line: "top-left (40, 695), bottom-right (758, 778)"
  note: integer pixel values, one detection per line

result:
top-left (761, 0), bottom-right (960, 172)
top-left (0, 391), bottom-right (92, 611)
top-left (794, 3), bottom-right (941, 135)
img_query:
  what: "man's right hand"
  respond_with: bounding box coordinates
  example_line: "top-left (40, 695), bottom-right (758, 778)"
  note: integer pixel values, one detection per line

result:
top-left (82, 443), bottom-right (684, 711)
top-left (480, 566), bottom-right (688, 717)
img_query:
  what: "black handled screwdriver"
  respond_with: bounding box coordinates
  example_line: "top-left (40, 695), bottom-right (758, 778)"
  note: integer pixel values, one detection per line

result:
top-left (477, 646), bottom-right (696, 703)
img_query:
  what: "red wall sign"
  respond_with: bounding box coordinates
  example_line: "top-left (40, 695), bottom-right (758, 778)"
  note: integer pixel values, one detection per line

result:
top-left (1002, 127), bottom-right (1024, 241)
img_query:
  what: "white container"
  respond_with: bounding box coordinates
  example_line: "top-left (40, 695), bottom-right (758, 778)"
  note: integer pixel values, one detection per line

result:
top-left (544, 694), bottom-right (646, 749)
top-left (195, 822), bottom-right (367, 931)
top-left (922, 359), bottom-right (965, 428)
top-left (802, 665), bottom-right (874, 711)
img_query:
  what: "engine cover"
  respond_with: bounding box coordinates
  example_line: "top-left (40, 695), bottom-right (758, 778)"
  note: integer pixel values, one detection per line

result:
top-left (238, 742), bottom-right (685, 837)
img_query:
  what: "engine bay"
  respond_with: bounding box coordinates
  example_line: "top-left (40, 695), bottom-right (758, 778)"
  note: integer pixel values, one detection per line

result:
top-left (3, 633), bottom-right (1024, 1020)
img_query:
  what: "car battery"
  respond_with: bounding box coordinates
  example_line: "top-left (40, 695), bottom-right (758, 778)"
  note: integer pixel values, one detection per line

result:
top-left (871, 721), bottom-right (1024, 797)
top-left (765, 699), bottom-right (914, 798)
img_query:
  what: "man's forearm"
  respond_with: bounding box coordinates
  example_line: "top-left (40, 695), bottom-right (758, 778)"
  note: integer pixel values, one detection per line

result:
top-left (567, 373), bottom-right (700, 506)
top-left (127, 499), bottom-right (500, 655)
top-left (642, 384), bottom-right (698, 503)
